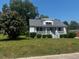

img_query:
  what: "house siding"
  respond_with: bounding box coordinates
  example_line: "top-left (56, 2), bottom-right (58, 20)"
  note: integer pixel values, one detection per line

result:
top-left (29, 27), bottom-right (67, 38)
top-left (29, 18), bottom-right (67, 38)
top-left (30, 27), bottom-right (36, 33)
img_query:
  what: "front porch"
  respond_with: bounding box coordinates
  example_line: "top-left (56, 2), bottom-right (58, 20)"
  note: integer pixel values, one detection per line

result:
top-left (35, 27), bottom-right (66, 38)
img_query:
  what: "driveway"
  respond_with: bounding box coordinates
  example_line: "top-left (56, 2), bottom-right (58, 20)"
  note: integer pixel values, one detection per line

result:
top-left (17, 53), bottom-right (79, 59)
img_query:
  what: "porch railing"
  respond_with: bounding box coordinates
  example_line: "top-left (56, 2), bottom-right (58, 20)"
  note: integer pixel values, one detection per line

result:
top-left (37, 31), bottom-right (51, 35)
top-left (58, 31), bottom-right (65, 34)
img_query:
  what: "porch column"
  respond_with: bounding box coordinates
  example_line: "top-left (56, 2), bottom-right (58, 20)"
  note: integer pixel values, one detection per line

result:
top-left (63, 27), bottom-right (67, 34)
top-left (55, 27), bottom-right (60, 38)
top-left (45, 27), bottom-right (47, 35)
top-left (42, 27), bottom-right (44, 35)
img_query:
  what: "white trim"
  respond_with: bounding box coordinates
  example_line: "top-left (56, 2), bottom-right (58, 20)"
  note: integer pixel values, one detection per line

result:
top-left (43, 21), bottom-right (54, 25)
top-left (29, 27), bottom-right (67, 38)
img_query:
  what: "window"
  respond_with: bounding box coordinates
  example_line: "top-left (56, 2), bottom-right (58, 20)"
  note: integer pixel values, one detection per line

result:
top-left (37, 27), bottom-right (39, 31)
top-left (36, 27), bottom-right (43, 31)
top-left (40, 27), bottom-right (43, 31)
top-left (46, 22), bottom-right (52, 25)
top-left (58, 27), bottom-right (63, 31)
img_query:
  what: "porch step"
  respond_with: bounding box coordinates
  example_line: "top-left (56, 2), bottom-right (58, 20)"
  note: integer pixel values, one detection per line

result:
top-left (52, 34), bottom-right (60, 38)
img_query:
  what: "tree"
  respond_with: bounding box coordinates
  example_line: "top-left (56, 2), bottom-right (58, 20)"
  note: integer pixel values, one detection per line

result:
top-left (10, 0), bottom-right (38, 31)
top-left (63, 21), bottom-right (69, 32)
top-left (2, 4), bottom-right (9, 13)
top-left (63, 21), bottom-right (69, 26)
top-left (69, 21), bottom-right (79, 30)
top-left (40, 14), bottom-right (49, 18)
top-left (0, 7), bottom-right (24, 39)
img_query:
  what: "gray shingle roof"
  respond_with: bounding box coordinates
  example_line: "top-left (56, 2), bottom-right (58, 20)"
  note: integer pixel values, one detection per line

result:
top-left (29, 18), bottom-right (67, 27)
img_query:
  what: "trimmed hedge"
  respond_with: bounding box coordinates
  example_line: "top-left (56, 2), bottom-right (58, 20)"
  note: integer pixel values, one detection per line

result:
top-left (47, 35), bottom-right (52, 38)
top-left (37, 34), bottom-right (41, 38)
top-left (60, 34), bottom-right (67, 38)
top-left (29, 33), bottom-right (53, 38)
top-left (30, 33), bottom-right (36, 38)
top-left (42, 35), bottom-right (47, 38)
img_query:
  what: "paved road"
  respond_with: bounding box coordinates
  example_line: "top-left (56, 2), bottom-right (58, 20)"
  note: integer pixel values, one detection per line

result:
top-left (17, 53), bottom-right (79, 59)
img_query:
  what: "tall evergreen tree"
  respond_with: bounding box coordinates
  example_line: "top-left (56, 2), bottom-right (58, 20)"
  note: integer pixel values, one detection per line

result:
top-left (69, 21), bottom-right (79, 30)
top-left (63, 21), bottom-right (69, 26)
top-left (2, 4), bottom-right (9, 13)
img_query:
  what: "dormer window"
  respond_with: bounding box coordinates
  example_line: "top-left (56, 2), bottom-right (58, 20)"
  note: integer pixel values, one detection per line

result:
top-left (43, 21), bottom-right (53, 25)
top-left (46, 22), bottom-right (52, 25)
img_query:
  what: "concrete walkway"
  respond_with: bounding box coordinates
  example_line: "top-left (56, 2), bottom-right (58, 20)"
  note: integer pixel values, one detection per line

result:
top-left (17, 53), bottom-right (79, 59)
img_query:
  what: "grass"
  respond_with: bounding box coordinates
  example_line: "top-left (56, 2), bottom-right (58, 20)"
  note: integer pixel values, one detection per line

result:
top-left (0, 34), bottom-right (79, 58)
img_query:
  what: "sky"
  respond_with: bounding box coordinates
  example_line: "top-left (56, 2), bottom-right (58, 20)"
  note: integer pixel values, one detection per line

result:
top-left (0, 0), bottom-right (10, 11)
top-left (0, 0), bottom-right (79, 22)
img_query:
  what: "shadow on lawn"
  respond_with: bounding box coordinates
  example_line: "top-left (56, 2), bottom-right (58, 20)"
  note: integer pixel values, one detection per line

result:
top-left (0, 37), bottom-right (27, 41)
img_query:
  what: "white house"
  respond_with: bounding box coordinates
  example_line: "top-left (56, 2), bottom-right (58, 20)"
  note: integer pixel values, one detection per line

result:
top-left (29, 18), bottom-right (67, 38)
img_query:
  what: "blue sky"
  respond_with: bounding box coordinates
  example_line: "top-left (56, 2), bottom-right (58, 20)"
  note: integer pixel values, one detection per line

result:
top-left (0, 0), bottom-right (10, 11)
top-left (0, 0), bottom-right (79, 22)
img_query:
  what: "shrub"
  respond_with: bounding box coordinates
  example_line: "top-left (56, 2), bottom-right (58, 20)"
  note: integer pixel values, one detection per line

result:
top-left (60, 34), bottom-right (67, 38)
top-left (30, 33), bottom-right (36, 38)
top-left (25, 32), bottom-right (29, 37)
top-left (37, 34), bottom-right (41, 38)
top-left (42, 35), bottom-right (47, 38)
top-left (47, 34), bottom-right (52, 38)
top-left (67, 32), bottom-right (76, 38)
top-left (60, 32), bottom-right (76, 38)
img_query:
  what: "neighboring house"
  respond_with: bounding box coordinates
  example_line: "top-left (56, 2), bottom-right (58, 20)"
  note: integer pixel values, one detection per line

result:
top-left (29, 18), bottom-right (67, 38)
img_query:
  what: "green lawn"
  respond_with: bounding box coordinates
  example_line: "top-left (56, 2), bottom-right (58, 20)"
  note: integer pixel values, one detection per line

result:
top-left (0, 34), bottom-right (79, 58)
